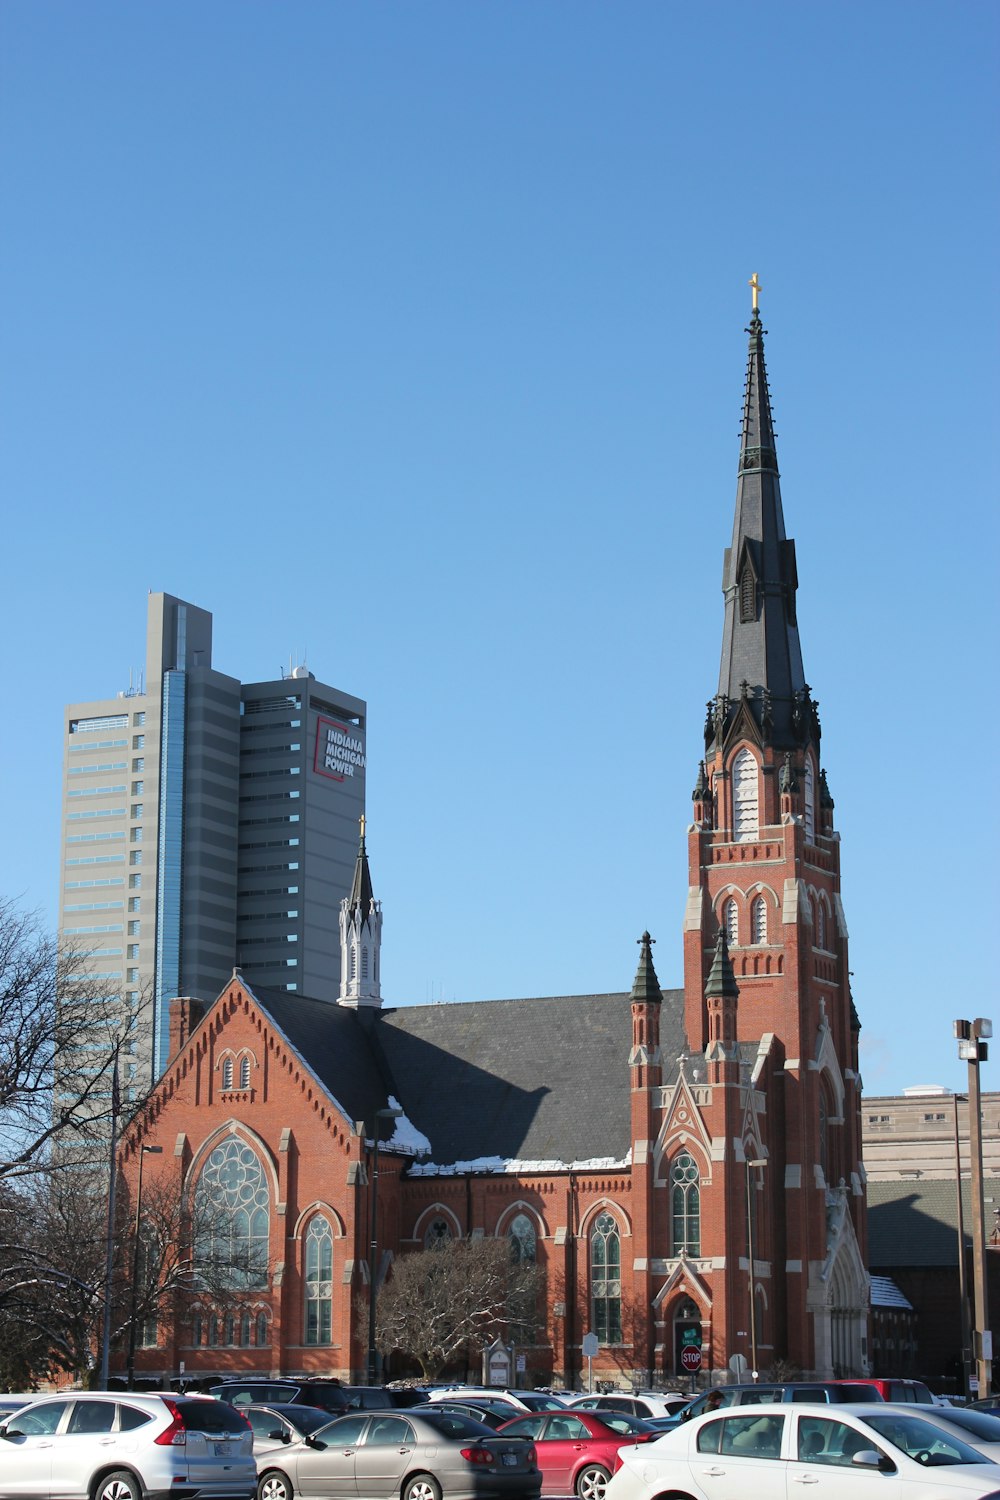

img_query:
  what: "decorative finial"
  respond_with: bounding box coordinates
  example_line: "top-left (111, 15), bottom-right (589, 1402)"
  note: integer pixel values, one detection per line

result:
top-left (749, 272), bottom-right (761, 313)
top-left (359, 813), bottom-right (366, 841)
top-left (638, 931), bottom-right (655, 946)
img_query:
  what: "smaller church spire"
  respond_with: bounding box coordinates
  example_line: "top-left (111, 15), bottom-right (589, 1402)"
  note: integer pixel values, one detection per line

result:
top-left (705, 925), bottom-right (738, 1000)
top-left (630, 931), bottom-right (662, 1005)
top-left (338, 815), bottom-right (383, 1010)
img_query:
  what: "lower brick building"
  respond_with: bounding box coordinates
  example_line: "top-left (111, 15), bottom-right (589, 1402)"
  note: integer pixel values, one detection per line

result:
top-left (119, 291), bottom-right (870, 1389)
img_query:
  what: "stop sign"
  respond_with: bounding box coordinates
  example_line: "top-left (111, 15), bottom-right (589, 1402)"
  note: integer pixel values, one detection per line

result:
top-left (680, 1345), bottom-right (702, 1372)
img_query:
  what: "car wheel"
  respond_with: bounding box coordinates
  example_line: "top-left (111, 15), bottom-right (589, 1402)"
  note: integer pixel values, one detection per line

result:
top-left (402, 1474), bottom-right (442, 1500)
top-left (575, 1464), bottom-right (611, 1500)
top-left (94, 1472), bottom-right (142, 1500)
top-left (258, 1472), bottom-right (294, 1500)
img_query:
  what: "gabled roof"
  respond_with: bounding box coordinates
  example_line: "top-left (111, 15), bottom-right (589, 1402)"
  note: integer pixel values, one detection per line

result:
top-left (244, 983), bottom-right (688, 1171)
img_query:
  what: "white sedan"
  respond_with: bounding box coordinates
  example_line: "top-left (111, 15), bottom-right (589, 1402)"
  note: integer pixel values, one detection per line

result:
top-left (604, 1401), bottom-right (1000, 1499)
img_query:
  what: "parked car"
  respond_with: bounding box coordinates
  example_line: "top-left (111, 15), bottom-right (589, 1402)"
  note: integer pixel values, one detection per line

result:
top-left (605, 1400), bottom-right (1000, 1500)
top-left (426, 1388), bottom-right (566, 1414)
top-left (833, 1377), bottom-right (936, 1404)
top-left (569, 1393), bottom-right (688, 1420)
top-left (254, 1406), bottom-right (541, 1500)
top-left (242, 1404), bottom-right (336, 1459)
top-left (428, 1399), bottom-right (525, 1430)
top-left (0, 1391), bottom-right (256, 1500)
top-left (0, 1394), bottom-right (37, 1419)
top-left (677, 1379), bottom-right (884, 1420)
top-left (211, 1381), bottom-right (353, 1414)
top-left (498, 1409), bottom-right (657, 1500)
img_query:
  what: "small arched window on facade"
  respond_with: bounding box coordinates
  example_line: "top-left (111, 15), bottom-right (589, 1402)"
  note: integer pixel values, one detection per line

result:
top-left (223, 1313), bottom-right (235, 1346)
top-left (815, 900), bottom-right (826, 951)
top-left (255, 1311), bottom-right (269, 1347)
top-left (239, 1056), bottom-right (251, 1090)
top-left (191, 1309), bottom-right (203, 1346)
top-left (733, 748), bottom-right (759, 842)
top-left (361, 947), bottom-right (369, 979)
top-left (723, 898), bottom-right (739, 947)
top-left (240, 1311), bottom-right (252, 1346)
top-left (670, 1152), bottom-right (701, 1257)
top-left (304, 1215), bottom-right (334, 1346)
top-left (751, 895), bottom-right (767, 945)
top-left (590, 1212), bottom-right (622, 1345)
top-left (221, 1057), bottom-right (234, 1091)
top-left (424, 1217), bottom-right (454, 1250)
top-left (739, 560), bottom-right (756, 623)
top-left (508, 1213), bottom-right (537, 1265)
top-left (804, 756), bottom-right (816, 844)
top-left (349, 947), bottom-right (357, 981)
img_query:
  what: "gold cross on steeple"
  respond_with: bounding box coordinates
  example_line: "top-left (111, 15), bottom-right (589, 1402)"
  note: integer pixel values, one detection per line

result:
top-left (359, 813), bottom-right (366, 840)
top-left (749, 272), bottom-right (761, 312)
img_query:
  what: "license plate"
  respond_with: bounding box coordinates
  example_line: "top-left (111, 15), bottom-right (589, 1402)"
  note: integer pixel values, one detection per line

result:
top-left (501, 1454), bottom-right (518, 1467)
top-left (214, 1442), bottom-right (229, 1455)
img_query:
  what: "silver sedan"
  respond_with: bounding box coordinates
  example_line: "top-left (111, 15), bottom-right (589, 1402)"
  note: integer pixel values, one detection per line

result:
top-left (255, 1407), bottom-right (542, 1500)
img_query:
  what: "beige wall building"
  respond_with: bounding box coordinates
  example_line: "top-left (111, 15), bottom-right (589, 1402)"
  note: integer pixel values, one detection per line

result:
top-left (863, 1086), bottom-right (1000, 1182)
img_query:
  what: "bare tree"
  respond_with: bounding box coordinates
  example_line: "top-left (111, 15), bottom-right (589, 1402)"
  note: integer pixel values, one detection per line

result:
top-left (375, 1238), bottom-right (541, 1380)
top-left (0, 898), bottom-right (147, 1182)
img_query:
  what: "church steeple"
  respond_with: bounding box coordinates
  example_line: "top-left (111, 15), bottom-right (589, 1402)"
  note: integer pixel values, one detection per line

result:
top-left (712, 277), bottom-right (810, 753)
top-left (338, 816), bottom-right (382, 1009)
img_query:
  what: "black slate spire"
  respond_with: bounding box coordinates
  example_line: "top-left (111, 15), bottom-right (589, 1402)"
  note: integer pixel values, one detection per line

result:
top-left (705, 925), bottom-right (739, 1000)
top-left (713, 280), bottom-right (808, 750)
top-left (346, 815), bottom-right (375, 919)
top-left (630, 931), bottom-right (662, 1005)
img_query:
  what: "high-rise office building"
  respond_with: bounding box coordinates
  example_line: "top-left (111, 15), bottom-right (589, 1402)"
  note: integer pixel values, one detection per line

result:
top-left (59, 593), bottom-right (366, 1086)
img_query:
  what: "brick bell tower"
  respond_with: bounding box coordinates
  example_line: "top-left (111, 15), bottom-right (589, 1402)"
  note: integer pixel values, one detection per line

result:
top-left (682, 279), bottom-right (869, 1379)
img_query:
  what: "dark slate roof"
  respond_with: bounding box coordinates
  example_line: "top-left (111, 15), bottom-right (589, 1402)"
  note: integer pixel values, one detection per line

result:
top-left (867, 1178), bottom-right (1000, 1268)
top-left (717, 307), bottom-right (806, 744)
top-left (346, 832), bottom-right (375, 919)
top-left (246, 982), bottom-right (688, 1170)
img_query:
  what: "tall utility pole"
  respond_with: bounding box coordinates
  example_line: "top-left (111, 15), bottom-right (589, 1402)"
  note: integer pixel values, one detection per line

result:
top-left (953, 1093), bottom-right (972, 1398)
top-left (955, 1019), bottom-right (993, 1398)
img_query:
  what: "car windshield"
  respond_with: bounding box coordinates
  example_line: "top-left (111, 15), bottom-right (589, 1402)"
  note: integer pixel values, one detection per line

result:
top-left (925, 1410), bottom-right (1000, 1442)
top-left (865, 1413), bottom-right (989, 1466)
top-left (591, 1412), bottom-right (652, 1435)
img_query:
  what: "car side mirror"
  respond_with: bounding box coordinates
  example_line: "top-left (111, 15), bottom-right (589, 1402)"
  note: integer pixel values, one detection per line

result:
top-left (266, 1430), bottom-right (284, 1441)
top-left (2, 1428), bottom-right (23, 1440)
top-left (850, 1450), bottom-right (890, 1470)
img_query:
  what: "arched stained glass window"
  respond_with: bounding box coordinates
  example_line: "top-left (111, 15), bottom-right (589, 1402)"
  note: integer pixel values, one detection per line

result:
top-left (733, 748), bottom-right (759, 842)
top-left (424, 1217), bottom-right (453, 1249)
top-left (255, 1311), bottom-right (269, 1347)
top-left (507, 1213), bottom-right (538, 1344)
top-left (670, 1152), bottom-right (701, 1257)
top-left (590, 1212), bottom-right (622, 1345)
top-left (191, 1309), bottom-right (203, 1346)
top-left (508, 1213), bottom-right (537, 1264)
top-left (240, 1311), bottom-right (252, 1346)
top-left (305, 1215), bottom-right (333, 1345)
top-left (751, 896), bottom-right (767, 945)
top-left (195, 1136), bottom-right (270, 1289)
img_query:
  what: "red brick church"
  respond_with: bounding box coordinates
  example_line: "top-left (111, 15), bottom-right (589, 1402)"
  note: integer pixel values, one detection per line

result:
top-left (120, 294), bottom-right (870, 1389)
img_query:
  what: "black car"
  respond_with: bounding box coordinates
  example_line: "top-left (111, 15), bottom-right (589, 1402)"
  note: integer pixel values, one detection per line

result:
top-left (211, 1381), bottom-right (428, 1414)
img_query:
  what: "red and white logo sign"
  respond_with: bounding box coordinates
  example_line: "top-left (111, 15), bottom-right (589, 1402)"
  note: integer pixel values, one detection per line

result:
top-left (680, 1345), bottom-right (703, 1373)
top-left (314, 717), bottom-right (366, 782)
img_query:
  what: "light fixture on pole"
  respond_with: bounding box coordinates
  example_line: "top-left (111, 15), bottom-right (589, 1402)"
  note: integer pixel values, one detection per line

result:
top-left (953, 1093), bottom-right (972, 1399)
top-left (367, 1105), bottom-right (402, 1385)
top-left (955, 1019), bottom-right (992, 1398)
top-left (746, 1156), bottom-right (767, 1381)
top-left (126, 1144), bottom-right (163, 1390)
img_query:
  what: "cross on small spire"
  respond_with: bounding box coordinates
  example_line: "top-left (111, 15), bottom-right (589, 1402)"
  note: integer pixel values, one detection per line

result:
top-left (749, 272), bottom-right (761, 312)
top-left (359, 813), bottom-right (366, 840)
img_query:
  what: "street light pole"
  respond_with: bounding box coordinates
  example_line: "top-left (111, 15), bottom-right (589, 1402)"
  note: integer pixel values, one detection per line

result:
top-left (955, 1019), bottom-right (993, 1398)
top-left (954, 1093), bottom-right (972, 1399)
top-left (126, 1144), bottom-right (163, 1390)
top-left (367, 1106), bottom-right (401, 1385)
top-left (746, 1157), bottom-right (767, 1381)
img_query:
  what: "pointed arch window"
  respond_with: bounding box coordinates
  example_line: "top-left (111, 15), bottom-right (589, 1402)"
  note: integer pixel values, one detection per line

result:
top-left (255, 1310), bottom-right (269, 1347)
top-left (751, 896), bottom-right (767, 945)
top-left (240, 1311), bottom-right (252, 1346)
top-left (361, 947), bottom-right (369, 980)
top-left (733, 748), bottom-right (759, 842)
top-left (508, 1213), bottom-right (537, 1265)
top-left (815, 901), bottom-right (826, 951)
top-left (507, 1213), bottom-right (538, 1345)
top-left (349, 947), bottom-right (357, 981)
top-left (239, 1056), bottom-right (251, 1090)
top-left (723, 898), bottom-right (739, 947)
top-left (739, 561), bottom-right (757, 623)
top-left (804, 757), bottom-right (816, 844)
top-left (191, 1309), bottom-right (203, 1346)
top-left (590, 1212), bottom-right (622, 1345)
top-left (670, 1152), bottom-right (701, 1257)
top-left (195, 1135), bottom-right (270, 1289)
top-left (424, 1217), bottom-right (453, 1249)
top-left (221, 1057), bottom-right (234, 1091)
top-left (304, 1215), bottom-right (333, 1345)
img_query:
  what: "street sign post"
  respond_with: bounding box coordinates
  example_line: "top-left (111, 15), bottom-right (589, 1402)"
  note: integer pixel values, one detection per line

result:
top-left (581, 1332), bottom-right (599, 1392)
top-left (680, 1345), bottom-right (702, 1373)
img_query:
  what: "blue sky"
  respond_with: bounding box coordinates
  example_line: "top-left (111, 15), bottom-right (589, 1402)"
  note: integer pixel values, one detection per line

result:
top-left (1, 1), bottom-right (996, 1098)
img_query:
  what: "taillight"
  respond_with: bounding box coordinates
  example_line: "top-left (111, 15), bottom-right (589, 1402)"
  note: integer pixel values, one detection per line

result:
top-left (526, 1444), bottom-right (536, 1465)
top-left (460, 1447), bottom-right (494, 1465)
top-left (154, 1398), bottom-right (187, 1447)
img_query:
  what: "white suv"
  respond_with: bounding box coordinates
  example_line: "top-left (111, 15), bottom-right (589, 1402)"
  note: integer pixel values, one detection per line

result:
top-left (0, 1392), bottom-right (256, 1500)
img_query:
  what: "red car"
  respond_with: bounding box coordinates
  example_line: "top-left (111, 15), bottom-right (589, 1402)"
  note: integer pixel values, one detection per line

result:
top-left (497, 1409), bottom-right (656, 1500)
